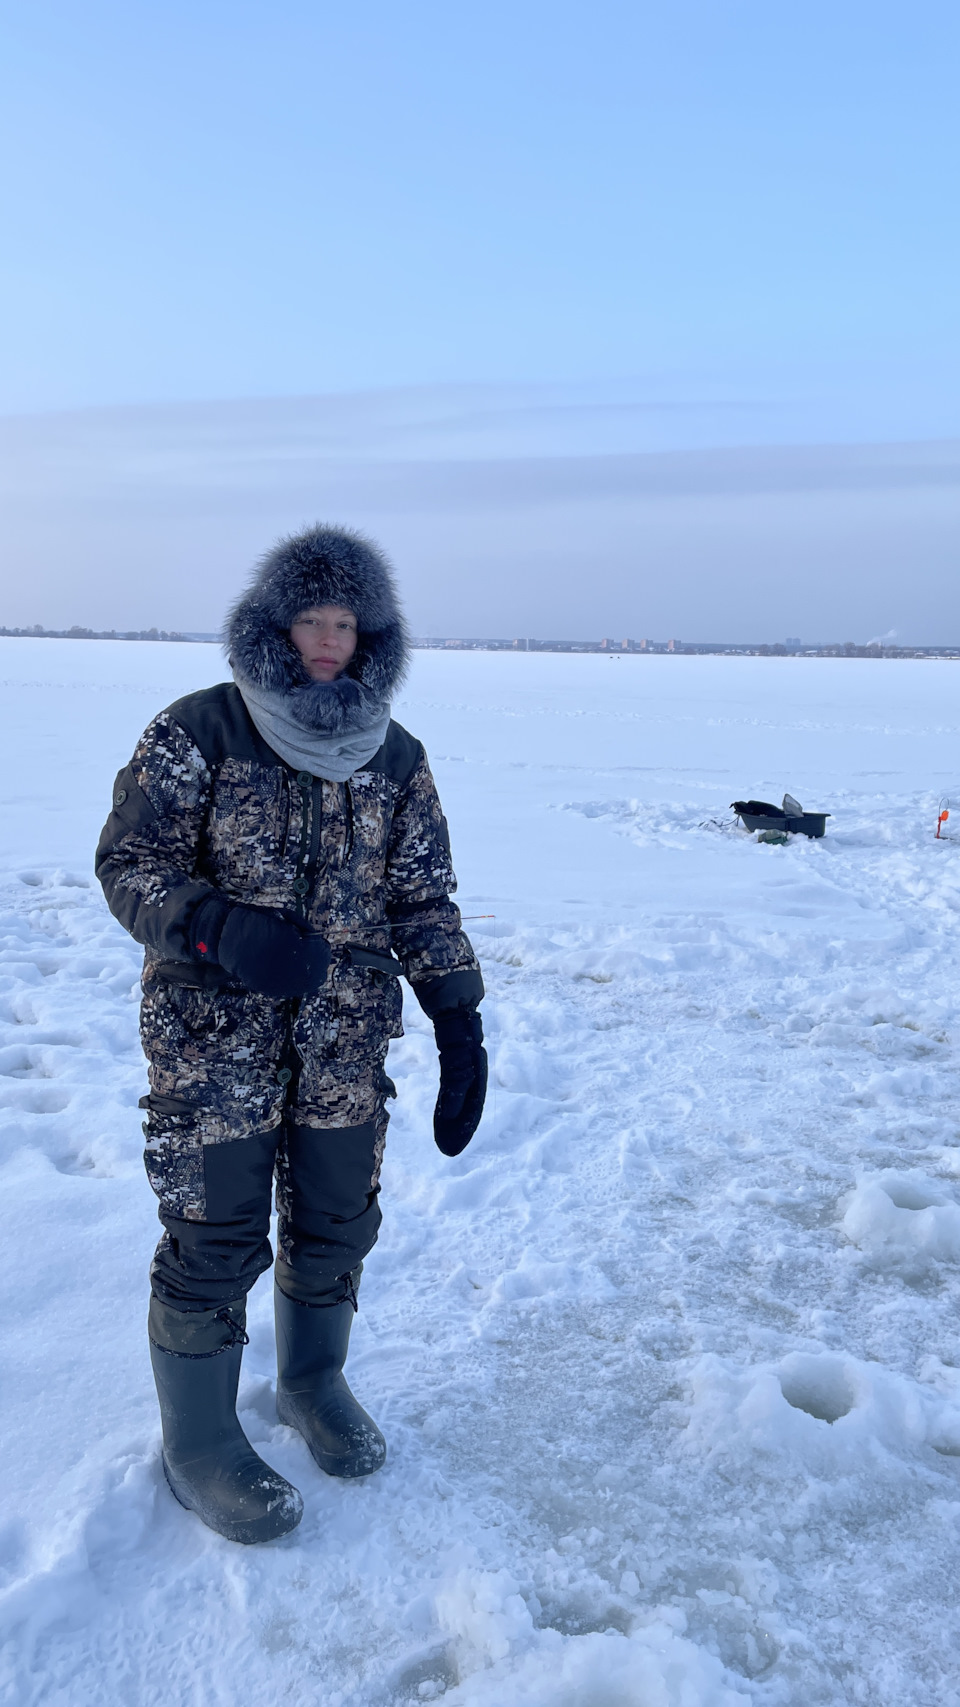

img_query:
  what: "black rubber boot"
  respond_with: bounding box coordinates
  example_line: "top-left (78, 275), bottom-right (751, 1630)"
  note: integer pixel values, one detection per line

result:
top-left (275, 1280), bottom-right (387, 1478)
top-left (149, 1298), bottom-right (303, 1544)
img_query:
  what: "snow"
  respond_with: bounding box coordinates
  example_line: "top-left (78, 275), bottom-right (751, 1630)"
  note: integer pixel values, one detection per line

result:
top-left (2, 640), bottom-right (960, 1705)
top-left (842, 1170), bottom-right (960, 1272)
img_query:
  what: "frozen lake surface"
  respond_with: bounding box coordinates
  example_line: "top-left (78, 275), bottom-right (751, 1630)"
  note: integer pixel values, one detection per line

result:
top-left (2, 640), bottom-right (960, 1705)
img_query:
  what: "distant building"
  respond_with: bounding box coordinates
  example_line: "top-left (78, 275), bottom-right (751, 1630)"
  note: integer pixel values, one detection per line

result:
top-left (785, 637), bottom-right (801, 649)
top-left (667, 638), bottom-right (678, 652)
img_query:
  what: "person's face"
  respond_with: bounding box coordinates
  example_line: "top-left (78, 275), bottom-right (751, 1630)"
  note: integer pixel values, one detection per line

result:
top-left (289, 605), bottom-right (358, 682)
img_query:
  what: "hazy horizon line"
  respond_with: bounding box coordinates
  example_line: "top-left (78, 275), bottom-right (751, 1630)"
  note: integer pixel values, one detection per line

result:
top-left (3, 627), bottom-right (959, 655)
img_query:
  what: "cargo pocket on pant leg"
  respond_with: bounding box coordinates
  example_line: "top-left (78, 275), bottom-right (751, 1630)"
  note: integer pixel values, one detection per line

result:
top-left (140, 1093), bottom-right (207, 1222)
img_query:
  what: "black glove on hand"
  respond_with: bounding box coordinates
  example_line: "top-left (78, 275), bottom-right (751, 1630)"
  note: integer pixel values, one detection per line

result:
top-left (214, 904), bottom-right (330, 1000)
top-left (433, 1005), bottom-right (487, 1157)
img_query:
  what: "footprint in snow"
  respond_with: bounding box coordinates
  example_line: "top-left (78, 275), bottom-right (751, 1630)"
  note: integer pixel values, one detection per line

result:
top-left (0, 1084), bottom-right (73, 1114)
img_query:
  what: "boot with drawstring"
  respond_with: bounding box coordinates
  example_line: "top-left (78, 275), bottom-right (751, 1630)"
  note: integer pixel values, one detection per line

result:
top-left (275, 1274), bottom-right (387, 1477)
top-left (149, 1296), bottom-right (303, 1544)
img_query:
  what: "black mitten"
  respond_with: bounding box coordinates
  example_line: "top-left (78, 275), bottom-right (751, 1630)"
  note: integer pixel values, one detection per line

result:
top-left (213, 904), bottom-right (330, 1000)
top-left (433, 1005), bottom-right (488, 1156)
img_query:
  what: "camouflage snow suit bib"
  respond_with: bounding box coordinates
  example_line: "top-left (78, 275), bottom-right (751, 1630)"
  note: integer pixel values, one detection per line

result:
top-left (96, 683), bottom-right (481, 1303)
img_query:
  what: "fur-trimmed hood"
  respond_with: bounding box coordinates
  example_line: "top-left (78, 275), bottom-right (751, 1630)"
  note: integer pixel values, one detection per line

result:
top-left (225, 524), bottom-right (409, 735)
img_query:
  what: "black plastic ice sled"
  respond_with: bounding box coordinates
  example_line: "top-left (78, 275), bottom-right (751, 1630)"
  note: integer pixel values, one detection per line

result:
top-left (731, 794), bottom-right (830, 838)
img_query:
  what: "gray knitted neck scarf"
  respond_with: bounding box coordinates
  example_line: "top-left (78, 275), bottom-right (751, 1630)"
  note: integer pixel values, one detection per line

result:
top-left (233, 670), bottom-right (390, 782)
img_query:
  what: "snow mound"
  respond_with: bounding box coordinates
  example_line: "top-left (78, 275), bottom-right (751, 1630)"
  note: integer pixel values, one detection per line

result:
top-left (842, 1170), bottom-right (960, 1270)
top-left (436, 1569), bottom-right (748, 1706)
top-left (682, 1348), bottom-right (942, 1475)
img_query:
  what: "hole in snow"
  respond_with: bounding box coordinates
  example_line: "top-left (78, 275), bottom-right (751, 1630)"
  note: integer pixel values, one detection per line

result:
top-left (779, 1354), bottom-right (856, 1424)
top-left (391, 1646), bottom-right (460, 1698)
top-left (0, 1047), bottom-right (40, 1077)
top-left (54, 1149), bottom-right (116, 1177)
top-left (0, 1085), bottom-right (72, 1114)
top-left (880, 1177), bottom-right (944, 1212)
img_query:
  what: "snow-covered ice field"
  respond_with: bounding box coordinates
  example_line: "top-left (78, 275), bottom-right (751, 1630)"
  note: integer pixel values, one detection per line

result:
top-left (3, 638), bottom-right (960, 1707)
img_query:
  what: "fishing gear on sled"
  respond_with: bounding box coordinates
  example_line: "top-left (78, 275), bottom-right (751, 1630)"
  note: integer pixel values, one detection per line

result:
top-left (731, 794), bottom-right (830, 840)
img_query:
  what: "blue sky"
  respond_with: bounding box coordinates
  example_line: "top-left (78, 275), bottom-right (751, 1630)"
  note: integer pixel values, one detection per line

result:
top-left (1, 1), bottom-right (958, 638)
top-left (3, 0), bottom-right (957, 413)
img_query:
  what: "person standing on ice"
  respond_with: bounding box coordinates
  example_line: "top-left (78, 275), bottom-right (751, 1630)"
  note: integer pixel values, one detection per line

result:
top-left (96, 525), bottom-right (486, 1544)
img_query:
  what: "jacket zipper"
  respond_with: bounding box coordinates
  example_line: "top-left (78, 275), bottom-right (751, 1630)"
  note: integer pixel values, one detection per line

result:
top-left (294, 776), bottom-right (325, 916)
top-left (343, 780), bottom-right (355, 868)
top-left (292, 771), bottom-right (314, 921)
top-left (307, 778), bottom-right (324, 886)
top-left (287, 771), bottom-right (324, 1081)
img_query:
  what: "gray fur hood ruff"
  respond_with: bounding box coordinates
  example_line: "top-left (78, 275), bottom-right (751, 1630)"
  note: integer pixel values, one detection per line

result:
top-left (225, 525), bottom-right (409, 781)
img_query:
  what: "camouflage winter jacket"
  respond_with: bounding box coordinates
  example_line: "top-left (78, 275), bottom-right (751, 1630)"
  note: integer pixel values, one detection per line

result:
top-left (96, 683), bottom-right (482, 1138)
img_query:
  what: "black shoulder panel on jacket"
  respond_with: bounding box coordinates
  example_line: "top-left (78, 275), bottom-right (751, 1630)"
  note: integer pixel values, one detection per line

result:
top-left (365, 720), bottom-right (424, 789)
top-left (165, 682), bottom-right (282, 770)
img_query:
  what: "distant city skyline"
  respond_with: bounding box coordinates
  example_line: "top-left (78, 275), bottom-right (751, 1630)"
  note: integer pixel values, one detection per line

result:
top-left (4, 625), bottom-right (959, 661)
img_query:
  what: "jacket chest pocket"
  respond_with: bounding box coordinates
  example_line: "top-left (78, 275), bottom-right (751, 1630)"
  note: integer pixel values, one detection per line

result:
top-left (205, 761), bottom-right (290, 890)
top-left (340, 777), bottom-right (394, 890)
